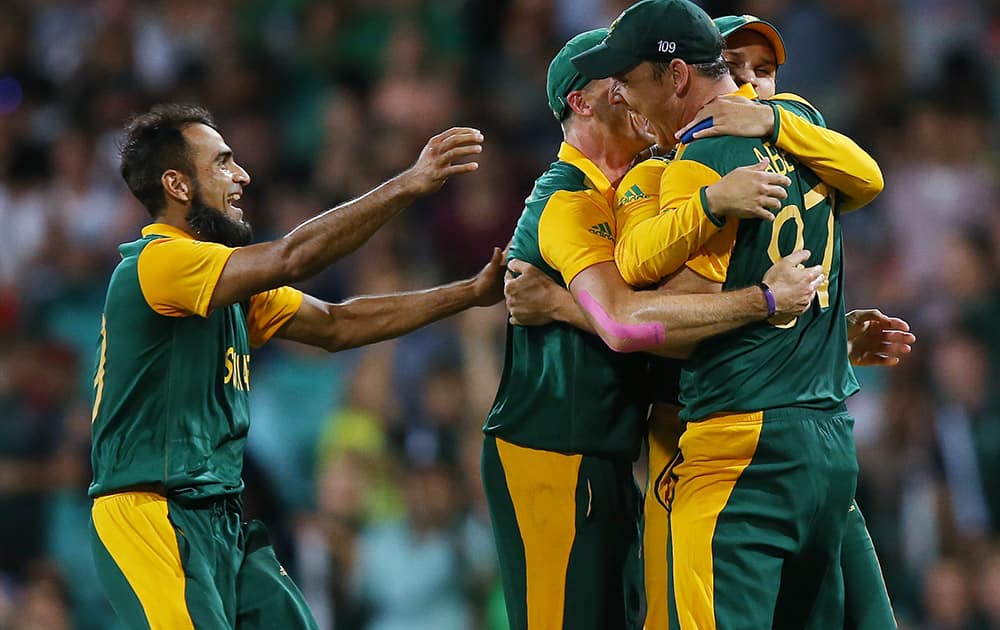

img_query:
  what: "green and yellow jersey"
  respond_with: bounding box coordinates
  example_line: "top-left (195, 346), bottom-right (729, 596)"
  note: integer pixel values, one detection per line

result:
top-left (613, 88), bottom-right (864, 421)
top-left (484, 143), bottom-right (648, 461)
top-left (89, 223), bottom-right (302, 501)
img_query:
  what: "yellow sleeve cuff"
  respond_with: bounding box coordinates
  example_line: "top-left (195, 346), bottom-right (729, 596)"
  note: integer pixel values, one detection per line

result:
top-left (247, 286), bottom-right (304, 347)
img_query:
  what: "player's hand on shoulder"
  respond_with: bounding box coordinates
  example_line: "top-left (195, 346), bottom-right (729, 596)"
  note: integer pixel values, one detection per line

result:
top-left (762, 249), bottom-right (824, 319)
top-left (705, 160), bottom-right (790, 222)
top-left (471, 247), bottom-right (506, 307)
top-left (505, 259), bottom-right (560, 326)
top-left (403, 127), bottom-right (484, 195)
top-left (675, 95), bottom-right (775, 142)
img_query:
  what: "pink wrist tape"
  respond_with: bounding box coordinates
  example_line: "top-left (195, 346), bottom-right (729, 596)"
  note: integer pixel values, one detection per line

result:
top-left (578, 290), bottom-right (665, 352)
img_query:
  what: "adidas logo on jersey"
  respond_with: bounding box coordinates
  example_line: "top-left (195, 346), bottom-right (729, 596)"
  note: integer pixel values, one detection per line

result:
top-left (589, 222), bottom-right (614, 241)
top-left (619, 184), bottom-right (649, 206)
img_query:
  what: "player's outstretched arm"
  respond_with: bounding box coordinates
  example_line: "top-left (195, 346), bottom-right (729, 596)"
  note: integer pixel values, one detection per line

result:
top-left (275, 248), bottom-right (504, 352)
top-left (846, 309), bottom-right (915, 366)
top-left (566, 250), bottom-right (822, 356)
top-left (209, 127), bottom-right (484, 310)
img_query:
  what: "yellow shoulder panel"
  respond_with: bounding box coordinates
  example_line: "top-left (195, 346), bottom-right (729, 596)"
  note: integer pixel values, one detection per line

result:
top-left (136, 238), bottom-right (235, 317)
top-left (538, 189), bottom-right (617, 287)
top-left (615, 158), bottom-right (667, 239)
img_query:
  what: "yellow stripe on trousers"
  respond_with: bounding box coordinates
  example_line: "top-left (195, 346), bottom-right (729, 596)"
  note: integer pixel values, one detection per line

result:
top-left (670, 410), bottom-right (763, 630)
top-left (496, 438), bottom-right (582, 630)
top-left (643, 404), bottom-right (683, 630)
top-left (92, 492), bottom-right (195, 630)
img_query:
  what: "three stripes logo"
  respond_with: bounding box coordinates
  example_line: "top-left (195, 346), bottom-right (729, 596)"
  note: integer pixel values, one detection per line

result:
top-left (589, 222), bottom-right (613, 241)
top-left (619, 184), bottom-right (649, 206)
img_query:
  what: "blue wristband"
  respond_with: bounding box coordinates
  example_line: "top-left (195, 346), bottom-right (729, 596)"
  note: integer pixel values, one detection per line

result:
top-left (758, 281), bottom-right (777, 318)
top-left (679, 117), bottom-right (714, 144)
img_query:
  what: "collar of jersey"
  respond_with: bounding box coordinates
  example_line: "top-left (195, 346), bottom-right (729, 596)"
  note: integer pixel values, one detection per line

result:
top-left (141, 222), bottom-right (197, 240)
top-left (557, 142), bottom-right (614, 203)
top-left (733, 82), bottom-right (758, 100)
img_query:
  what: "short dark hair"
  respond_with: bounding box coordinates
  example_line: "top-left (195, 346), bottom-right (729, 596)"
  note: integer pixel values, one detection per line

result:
top-left (650, 56), bottom-right (729, 83)
top-left (119, 104), bottom-right (217, 217)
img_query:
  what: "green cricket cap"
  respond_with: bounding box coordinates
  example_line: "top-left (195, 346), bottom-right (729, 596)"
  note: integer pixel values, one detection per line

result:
top-left (714, 15), bottom-right (786, 65)
top-left (547, 28), bottom-right (609, 121)
top-left (571, 0), bottom-right (723, 79)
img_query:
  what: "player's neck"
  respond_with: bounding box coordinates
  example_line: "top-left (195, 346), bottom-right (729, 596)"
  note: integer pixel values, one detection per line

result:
top-left (676, 74), bottom-right (740, 139)
top-left (153, 206), bottom-right (198, 238)
top-left (566, 124), bottom-right (639, 186)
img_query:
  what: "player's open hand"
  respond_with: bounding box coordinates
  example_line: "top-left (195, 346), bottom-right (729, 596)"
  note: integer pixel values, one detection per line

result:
top-left (762, 249), bottom-right (824, 318)
top-left (505, 259), bottom-right (563, 326)
top-left (675, 95), bottom-right (775, 142)
top-left (403, 127), bottom-right (484, 196)
top-left (705, 161), bottom-right (790, 222)
top-left (471, 247), bottom-right (506, 307)
top-left (846, 309), bottom-right (915, 366)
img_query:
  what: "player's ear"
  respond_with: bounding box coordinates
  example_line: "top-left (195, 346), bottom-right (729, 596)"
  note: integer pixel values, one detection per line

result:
top-left (566, 90), bottom-right (591, 117)
top-left (162, 170), bottom-right (192, 204)
top-left (671, 59), bottom-right (690, 95)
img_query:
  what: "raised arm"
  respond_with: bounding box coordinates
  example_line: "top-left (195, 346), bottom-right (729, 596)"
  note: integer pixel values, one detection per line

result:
top-left (674, 94), bottom-right (884, 212)
top-left (209, 128), bottom-right (484, 309)
top-left (274, 248), bottom-right (504, 352)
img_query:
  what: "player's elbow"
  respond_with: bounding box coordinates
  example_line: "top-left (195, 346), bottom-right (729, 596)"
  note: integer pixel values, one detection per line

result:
top-left (594, 311), bottom-right (666, 354)
top-left (850, 161), bottom-right (885, 209)
top-left (613, 247), bottom-right (654, 289)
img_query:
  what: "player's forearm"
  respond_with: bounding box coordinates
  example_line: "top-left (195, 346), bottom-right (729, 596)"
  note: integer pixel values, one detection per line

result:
top-left (578, 285), bottom-right (766, 355)
top-left (772, 107), bottom-right (884, 212)
top-left (279, 173), bottom-right (420, 282)
top-left (627, 286), bottom-right (766, 349)
top-left (323, 279), bottom-right (480, 351)
top-left (552, 287), bottom-right (595, 333)
top-left (614, 193), bottom-right (720, 287)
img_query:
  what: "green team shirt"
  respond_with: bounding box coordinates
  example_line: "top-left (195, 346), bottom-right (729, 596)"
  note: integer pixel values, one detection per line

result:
top-left (89, 223), bottom-right (302, 500)
top-left (484, 143), bottom-right (649, 461)
top-left (673, 104), bottom-right (859, 421)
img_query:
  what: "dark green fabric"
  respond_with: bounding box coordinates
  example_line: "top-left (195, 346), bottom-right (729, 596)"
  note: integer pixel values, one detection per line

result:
top-left (481, 436), bottom-right (643, 630)
top-left (647, 357), bottom-right (683, 405)
top-left (571, 0), bottom-right (722, 78)
top-left (168, 497), bottom-right (243, 627)
top-left (91, 498), bottom-right (316, 629)
top-left (236, 520), bottom-right (318, 630)
top-left (678, 111), bottom-right (859, 421)
top-left (484, 159), bottom-right (648, 461)
top-left (481, 436), bottom-right (529, 630)
top-left (90, 232), bottom-right (251, 500)
top-left (89, 517), bottom-right (152, 630)
top-left (702, 408), bottom-right (858, 630)
top-left (563, 453), bottom-right (643, 630)
top-left (842, 501), bottom-right (897, 629)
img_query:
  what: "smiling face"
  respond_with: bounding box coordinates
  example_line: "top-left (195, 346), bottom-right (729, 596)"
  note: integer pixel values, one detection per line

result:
top-left (580, 77), bottom-right (657, 155)
top-left (181, 124), bottom-right (253, 246)
top-left (722, 30), bottom-right (777, 98)
top-left (610, 62), bottom-right (679, 146)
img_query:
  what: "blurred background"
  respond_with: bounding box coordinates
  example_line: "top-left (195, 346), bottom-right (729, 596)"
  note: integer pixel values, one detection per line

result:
top-left (0, 0), bottom-right (996, 628)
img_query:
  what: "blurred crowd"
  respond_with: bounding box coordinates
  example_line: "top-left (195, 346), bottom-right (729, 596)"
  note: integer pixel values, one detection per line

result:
top-left (0, 0), bottom-right (996, 628)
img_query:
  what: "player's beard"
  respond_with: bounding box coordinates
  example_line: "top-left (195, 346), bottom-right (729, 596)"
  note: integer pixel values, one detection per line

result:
top-left (186, 184), bottom-right (253, 247)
